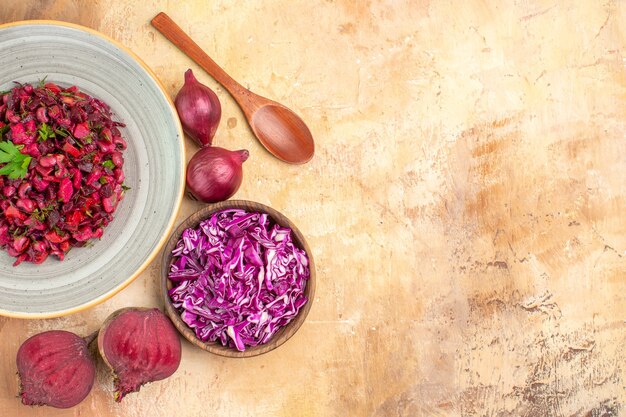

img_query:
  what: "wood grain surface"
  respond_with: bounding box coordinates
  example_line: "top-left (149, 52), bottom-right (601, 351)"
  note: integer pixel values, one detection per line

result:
top-left (1, 1), bottom-right (625, 416)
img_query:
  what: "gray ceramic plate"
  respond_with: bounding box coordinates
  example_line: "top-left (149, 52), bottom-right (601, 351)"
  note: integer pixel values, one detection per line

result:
top-left (0, 21), bottom-right (185, 318)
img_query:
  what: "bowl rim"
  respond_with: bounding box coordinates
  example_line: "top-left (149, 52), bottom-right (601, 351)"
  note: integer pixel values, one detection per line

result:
top-left (160, 200), bottom-right (316, 358)
top-left (0, 19), bottom-right (185, 319)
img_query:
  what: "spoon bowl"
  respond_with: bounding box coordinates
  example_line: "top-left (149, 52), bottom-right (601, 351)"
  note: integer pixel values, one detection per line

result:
top-left (151, 13), bottom-right (315, 164)
top-left (252, 104), bottom-right (314, 164)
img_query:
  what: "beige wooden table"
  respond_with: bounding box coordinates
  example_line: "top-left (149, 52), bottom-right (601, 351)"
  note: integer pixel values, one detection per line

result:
top-left (0, 1), bottom-right (625, 416)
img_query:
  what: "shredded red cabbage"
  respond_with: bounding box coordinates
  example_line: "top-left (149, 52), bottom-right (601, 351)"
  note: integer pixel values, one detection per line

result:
top-left (168, 208), bottom-right (310, 351)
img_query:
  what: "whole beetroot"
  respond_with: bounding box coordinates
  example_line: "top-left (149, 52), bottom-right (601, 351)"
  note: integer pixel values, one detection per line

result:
top-left (98, 307), bottom-right (182, 401)
top-left (16, 330), bottom-right (96, 408)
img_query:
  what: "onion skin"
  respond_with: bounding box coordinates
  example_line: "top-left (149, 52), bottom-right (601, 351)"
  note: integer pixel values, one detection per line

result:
top-left (186, 147), bottom-right (249, 203)
top-left (175, 69), bottom-right (222, 147)
top-left (17, 330), bottom-right (96, 409)
top-left (97, 307), bottom-right (182, 402)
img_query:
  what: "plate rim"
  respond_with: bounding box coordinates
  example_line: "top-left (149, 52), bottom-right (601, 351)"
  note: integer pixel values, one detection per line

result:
top-left (0, 19), bottom-right (186, 319)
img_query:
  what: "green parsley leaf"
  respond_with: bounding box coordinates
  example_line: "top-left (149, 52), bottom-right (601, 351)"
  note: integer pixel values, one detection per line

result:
top-left (54, 128), bottom-right (70, 138)
top-left (32, 208), bottom-right (46, 222)
top-left (102, 160), bottom-right (115, 170)
top-left (32, 203), bottom-right (55, 222)
top-left (121, 184), bottom-right (131, 192)
top-left (0, 140), bottom-right (32, 179)
top-left (0, 141), bottom-right (19, 161)
top-left (82, 151), bottom-right (96, 161)
top-left (38, 76), bottom-right (48, 88)
top-left (38, 123), bottom-right (55, 142)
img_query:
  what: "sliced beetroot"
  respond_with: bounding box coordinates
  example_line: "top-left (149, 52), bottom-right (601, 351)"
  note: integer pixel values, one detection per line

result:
top-left (98, 308), bottom-right (182, 402)
top-left (16, 330), bottom-right (96, 409)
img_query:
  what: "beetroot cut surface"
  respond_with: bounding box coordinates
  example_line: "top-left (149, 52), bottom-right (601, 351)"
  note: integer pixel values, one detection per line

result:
top-left (97, 307), bottom-right (182, 401)
top-left (16, 330), bottom-right (96, 409)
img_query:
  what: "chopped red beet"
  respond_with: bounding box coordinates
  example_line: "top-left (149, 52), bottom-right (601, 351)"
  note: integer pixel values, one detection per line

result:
top-left (0, 82), bottom-right (128, 265)
top-left (62, 142), bottom-right (81, 158)
top-left (72, 122), bottom-right (90, 139)
top-left (58, 178), bottom-right (73, 203)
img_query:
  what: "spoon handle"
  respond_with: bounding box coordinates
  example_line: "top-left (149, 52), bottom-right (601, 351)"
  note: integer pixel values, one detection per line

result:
top-left (151, 13), bottom-right (260, 115)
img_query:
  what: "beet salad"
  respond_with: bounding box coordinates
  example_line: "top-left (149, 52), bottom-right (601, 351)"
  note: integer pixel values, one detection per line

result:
top-left (0, 81), bottom-right (128, 265)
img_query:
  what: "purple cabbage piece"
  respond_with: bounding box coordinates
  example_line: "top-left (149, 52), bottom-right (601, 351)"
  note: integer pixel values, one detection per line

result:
top-left (168, 208), bottom-right (310, 351)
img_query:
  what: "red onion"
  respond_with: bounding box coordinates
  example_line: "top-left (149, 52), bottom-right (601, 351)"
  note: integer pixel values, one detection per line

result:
top-left (97, 308), bottom-right (182, 402)
top-left (17, 330), bottom-right (96, 408)
top-left (186, 146), bottom-right (249, 203)
top-left (175, 69), bottom-right (221, 147)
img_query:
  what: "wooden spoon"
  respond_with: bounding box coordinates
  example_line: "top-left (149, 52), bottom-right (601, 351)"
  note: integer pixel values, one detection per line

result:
top-left (151, 12), bottom-right (315, 164)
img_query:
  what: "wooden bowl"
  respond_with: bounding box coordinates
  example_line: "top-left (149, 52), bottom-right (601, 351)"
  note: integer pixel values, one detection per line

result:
top-left (160, 200), bottom-right (315, 358)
